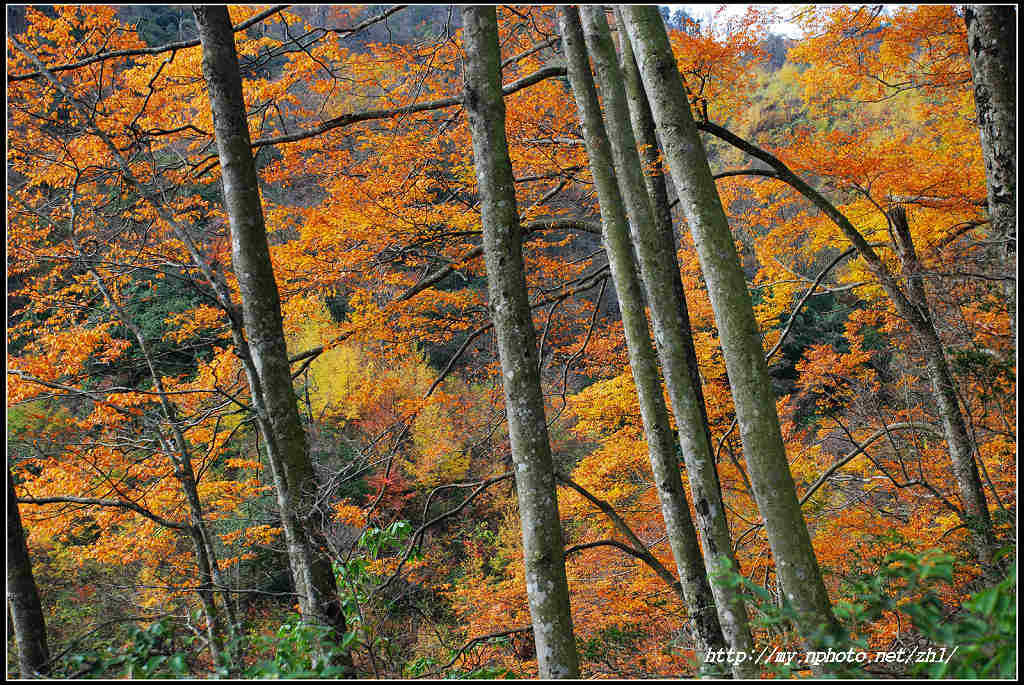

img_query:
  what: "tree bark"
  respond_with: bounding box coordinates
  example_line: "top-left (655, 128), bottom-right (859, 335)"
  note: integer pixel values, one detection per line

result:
top-left (964, 5), bottom-right (1016, 344)
top-left (580, 6), bottom-right (759, 672)
top-left (193, 6), bottom-right (352, 672)
top-left (888, 206), bottom-right (997, 566)
top-left (559, 6), bottom-right (733, 668)
top-left (460, 6), bottom-right (579, 678)
top-left (7, 468), bottom-right (50, 678)
top-left (614, 12), bottom-right (760, 672)
top-left (619, 4), bottom-right (843, 649)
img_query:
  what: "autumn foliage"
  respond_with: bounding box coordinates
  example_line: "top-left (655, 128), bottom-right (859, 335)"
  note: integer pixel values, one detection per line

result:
top-left (6, 5), bottom-right (1015, 678)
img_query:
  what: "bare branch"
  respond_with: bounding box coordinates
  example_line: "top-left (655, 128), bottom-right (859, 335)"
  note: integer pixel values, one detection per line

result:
top-left (415, 626), bottom-right (532, 678)
top-left (8, 6), bottom-right (288, 82)
top-left (250, 65), bottom-right (568, 149)
top-left (555, 473), bottom-right (683, 600)
top-left (17, 495), bottom-right (190, 530)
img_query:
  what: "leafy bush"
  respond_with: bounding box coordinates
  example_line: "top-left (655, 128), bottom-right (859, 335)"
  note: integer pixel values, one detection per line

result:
top-left (239, 520), bottom-right (419, 678)
top-left (242, 616), bottom-right (353, 678)
top-left (64, 619), bottom-right (191, 678)
top-left (712, 548), bottom-right (1016, 678)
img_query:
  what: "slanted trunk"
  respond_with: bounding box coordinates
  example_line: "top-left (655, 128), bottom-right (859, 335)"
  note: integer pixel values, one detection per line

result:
top-left (889, 206), bottom-right (997, 565)
top-left (692, 120), bottom-right (1000, 569)
top-left (68, 214), bottom-right (233, 664)
top-left (616, 13), bottom-right (759, 672)
top-left (7, 468), bottom-right (50, 678)
top-left (559, 5), bottom-right (730, 665)
top-left (460, 6), bottom-right (579, 678)
top-left (193, 6), bottom-right (351, 671)
top-left (964, 5), bottom-right (1016, 343)
top-left (619, 4), bottom-right (843, 649)
top-left (166, 430), bottom-right (235, 663)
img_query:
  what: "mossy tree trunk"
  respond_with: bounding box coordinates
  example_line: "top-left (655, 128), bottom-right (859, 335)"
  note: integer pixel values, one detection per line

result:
top-left (888, 205), bottom-right (997, 567)
top-left (7, 468), bottom-right (50, 678)
top-left (614, 11), bottom-right (759, 672)
top-left (580, 5), bottom-right (759, 672)
top-left (964, 5), bottom-right (1016, 344)
top-left (559, 6), bottom-right (735, 668)
top-left (460, 6), bottom-right (579, 678)
top-left (193, 6), bottom-right (352, 673)
top-left (694, 103), bottom-right (999, 571)
top-left (619, 4), bottom-right (843, 650)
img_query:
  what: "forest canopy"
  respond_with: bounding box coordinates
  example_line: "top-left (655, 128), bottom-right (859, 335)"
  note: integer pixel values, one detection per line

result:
top-left (6, 4), bottom-right (1016, 679)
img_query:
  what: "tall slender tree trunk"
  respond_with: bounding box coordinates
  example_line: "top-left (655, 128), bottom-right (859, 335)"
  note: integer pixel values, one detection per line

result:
top-left (964, 5), bottom-right (1016, 344)
top-left (193, 6), bottom-right (352, 672)
top-left (889, 206), bottom-right (997, 566)
top-left (460, 6), bottom-right (579, 678)
top-left (163, 426), bottom-right (236, 663)
top-left (559, 6), bottom-right (734, 669)
top-left (579, 7), bottom-right (759, 673)
top-left (619, 5), bottom-right (843, 649)
top-left (7, 468), bottom-right (50, 678)
top-left (615, 13), bottom-right (759, 672)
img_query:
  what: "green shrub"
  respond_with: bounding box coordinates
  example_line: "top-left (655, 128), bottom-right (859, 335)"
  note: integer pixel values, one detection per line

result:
top-left (712, 548), bottom-right (1016, 678)
top-left (64, 619), bottom-right (191, 678)
top-left (242, 616), bottom-right (353, 678)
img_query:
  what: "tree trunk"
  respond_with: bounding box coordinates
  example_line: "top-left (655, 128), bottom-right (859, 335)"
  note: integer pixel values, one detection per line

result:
top-left (7, 468), bottom-right (50, 678)
top-left (75, 235), bottom-right (233, 664)
top-left (559, 5), bottom-right (734, 668)
top-left (888, 206), bottom-right (997, 566)
top-left (193, 6), bottom-right (352, 671)
top-left (964, 5), bottom-right (1016, 344)
top-left (619, 4), bottom-right (843, 649)
top-left (460, 6), bottom-right (579, 678)
top-left (581, 5), bottom-right (760, 671)
top-left (614, 13), bottom-right (760, 672)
